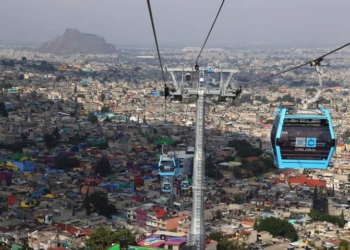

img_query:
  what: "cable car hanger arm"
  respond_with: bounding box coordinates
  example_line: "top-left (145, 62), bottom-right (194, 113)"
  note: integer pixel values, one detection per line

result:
top-left (301, 63), bottom-right (323, 110)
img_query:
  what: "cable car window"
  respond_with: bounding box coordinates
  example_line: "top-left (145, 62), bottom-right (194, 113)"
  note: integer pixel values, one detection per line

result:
top-left (279, 119), bottom-right (332, 160)
top-left (271, 115), bottom-right (280, 159)
top-left (159, 160), bottom-right (175, 172)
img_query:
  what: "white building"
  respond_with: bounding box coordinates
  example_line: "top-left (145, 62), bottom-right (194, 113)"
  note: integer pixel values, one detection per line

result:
top-left (168, 147), bottom-right (195, 177)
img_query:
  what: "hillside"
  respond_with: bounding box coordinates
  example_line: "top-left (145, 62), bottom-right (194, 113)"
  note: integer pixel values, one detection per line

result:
top-left (38, 29), bottom-right (116, 54)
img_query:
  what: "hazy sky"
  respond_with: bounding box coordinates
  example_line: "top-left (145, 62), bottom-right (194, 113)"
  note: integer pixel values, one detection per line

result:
top-left (1, 0), bottom-right (349, 47)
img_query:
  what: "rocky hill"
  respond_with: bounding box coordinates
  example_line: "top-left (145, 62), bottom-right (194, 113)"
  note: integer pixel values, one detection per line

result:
top-left (38, 29), bottom-right (116, 54)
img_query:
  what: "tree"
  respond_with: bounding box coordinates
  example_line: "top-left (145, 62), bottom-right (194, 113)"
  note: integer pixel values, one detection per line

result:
top-left (89, 191), bottom-right (117, 217)
top-left (276, 191), bottom-right (282, 199)
top-left (313, 186), bottom-right (318, 205)
top-left (205, 157), bottom-right (223, 179)
top-left (95, 156), bottom-right (112, 177)
top-left (215, 210), bottom-right (222, 220)
top-left (2, 110), bottom-right (8, 117)
top-left (21, 133), bottom-right (27, 141)
top-left (52, 127), bottom-right (60, 142)
top-left (89, 191), bottom-right (108, 213)
top-left (208, 232), bottom-right (223, 242)
top-left (101, 93), bottom-right (106, 101)
top-left (101, 106), bottom-right (109, 113)
top-left (55, 156), bottom-right (80, 170)
top-left (340, 210), bottom-right (345, 228)
top-left (309, 208), bottom-right (346, 228)
top-left (43, 134), bottom-right (56, 149)
top-left (18, 241), bottom-right (33, 250)
top-left (88, 114), bottom-right (98, 123)
top-left (339, 239), bottom-right (350, 250)
top-left (254, 217), bottom-right (298, 241)
top-left (233, 195), bottom-right (243, 204)
top-left (0, 102), bottom-right (5, 112)
top-left (83, 189), bottom-right (91, 216)
top-left (85, 227), bottom-right (135, 250)
top-left (232, 166), bottom-right (242, 178)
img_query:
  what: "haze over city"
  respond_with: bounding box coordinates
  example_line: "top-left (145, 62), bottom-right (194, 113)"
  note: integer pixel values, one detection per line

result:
top-left (1, 0), bottom-right (350, 47)
top-left (1, 0), bottom-right (350, 249)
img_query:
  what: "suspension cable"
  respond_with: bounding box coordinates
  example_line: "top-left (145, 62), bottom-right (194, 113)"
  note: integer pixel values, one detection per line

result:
top-left (195, 0), bottom-right (226, 68)
top-left (146, 0), bottom-right (169, 122)
top-left (146, 0), bottom-right (166, 86)
top-left (249, 42), bottom-right (350, 84)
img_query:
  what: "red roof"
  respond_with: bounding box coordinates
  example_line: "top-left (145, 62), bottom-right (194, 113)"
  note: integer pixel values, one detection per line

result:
top-left (156, 209), bottom-right (166, 217)
top-left (287, 175), bottom-right (326, 188)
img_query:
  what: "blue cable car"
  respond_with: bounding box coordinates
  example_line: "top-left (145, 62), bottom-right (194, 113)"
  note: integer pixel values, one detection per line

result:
top-left (181, 180), bottom-right (190, 191)
top-left (176, 174), bottom-right (183, 181)
top-left (158, 145), bottom-right (178, 176)
top-left (158, 154), bottom-right (177, 176)
top-left (270, 105), bottom-right (336, 169)
top-left (162, 177), bottom-right (172, 193)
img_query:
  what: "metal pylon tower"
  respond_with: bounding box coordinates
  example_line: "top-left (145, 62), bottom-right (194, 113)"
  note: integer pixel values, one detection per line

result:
top-left (166, 66), bottom-right (241, 250)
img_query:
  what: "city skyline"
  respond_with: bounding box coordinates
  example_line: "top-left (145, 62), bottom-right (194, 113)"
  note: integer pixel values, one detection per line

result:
top-left (0, 0), bottom-right (350, 48)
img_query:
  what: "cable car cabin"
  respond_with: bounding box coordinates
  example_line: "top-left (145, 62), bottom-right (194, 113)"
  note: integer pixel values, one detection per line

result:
top-left (270, 106), bottom-right (336, 169)
top-left (162, 180), bottom-right (172, 193)
top-left (181, 180), bottom-right (190, 190)
top-left (176, 174), bottom-right (183, 181)
top-left (158, 155), bottom-right (177, 176)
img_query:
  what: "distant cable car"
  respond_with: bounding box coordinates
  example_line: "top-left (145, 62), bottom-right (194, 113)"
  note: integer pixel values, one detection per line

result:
top-left (162, 177), bottom-right (172, 193)
top-left (176, 174), bottom-right (183, 181)
top-left (207, 68), bottom-right (213, 73)
top-left (181, 180), bottom-right (190, 190)
top-left (158, 145), bottom-right (177, 176)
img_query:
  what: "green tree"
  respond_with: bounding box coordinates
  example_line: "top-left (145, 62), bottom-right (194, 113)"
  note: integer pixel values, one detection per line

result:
top-left (21, 133), bottom-right (27, 141)
top-left (89, 191), bottom-right (108, 213)
top-left (205, 157), bottom-right (223, 179)
top-left (88, 114), bottom-right (98, 123)
top-left (43, 134), bottom-right (56, 149)
top-left (232, 166), bottom-right (242, 178)
top-left (101, 93), bottom-right (106, 101)
top-left (55, 156), bottom-right (80, 170)
top-left (95, 156), bottom-right (112, 177)
top-left (254, 217), bottom-right (298, 241)
top-left (233, 195), bottom-right (243, 204)
top-left (313, 186), bottom-right (318, 205)
top-left (217, 238), bottom-right (234, 250)
top-left (83, 189), bottom-right (92, 216)
top-left (341, 210), bottom-right (345, 228)
top-left (268, 85), bottom-right (278, 92)
top-left (89, 191), bottom-right (117, 218)
top-left (101, 106), bottom-right (110, 113)
top-left (215, 210), bottom-right (222, 220)
top-left (20, 241), bottom-right (33, 250)
top-left (2, 109), bottom-right (8, 117)
top-left (85, 227), bottom-right (135, 250)
top-left (52, 127), bottom-right (60, 141)
top-left (208, 232), bottom-right (223, 242)
top-left (339, 239), bottom-right (350, 250)
top-left (309, 208), bottom-right (345, 228)
top-left (276, 190), bottom-right (282, 199)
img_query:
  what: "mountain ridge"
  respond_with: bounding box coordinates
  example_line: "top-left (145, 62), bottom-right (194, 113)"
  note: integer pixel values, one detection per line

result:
top-left (38, 29), bottom-right (116, 54)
